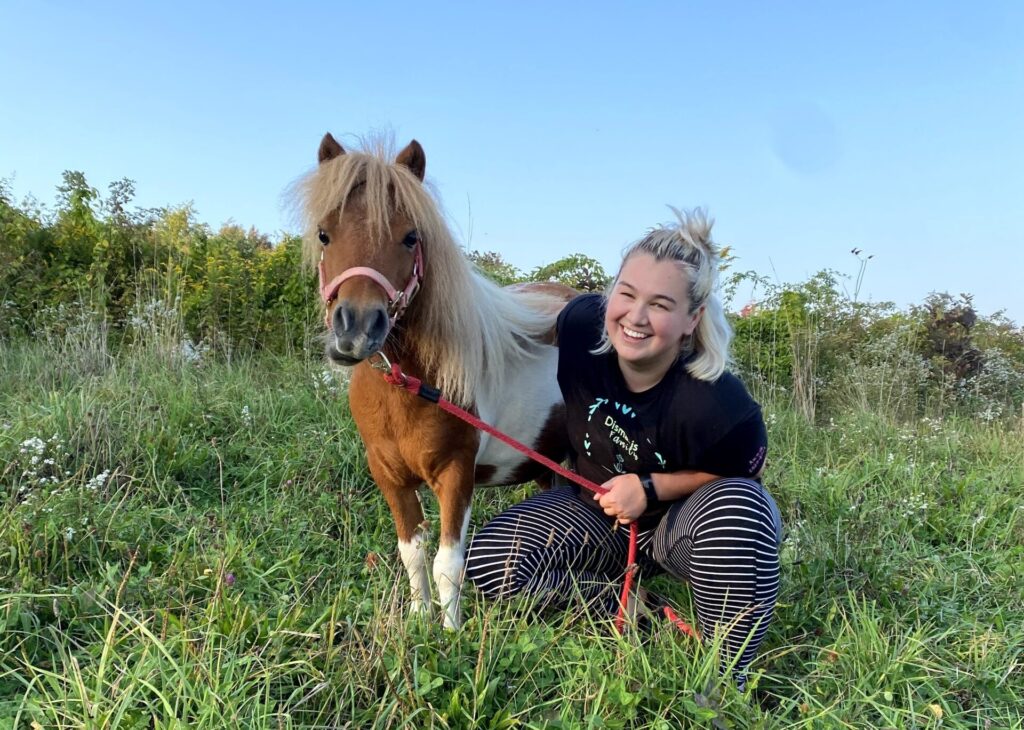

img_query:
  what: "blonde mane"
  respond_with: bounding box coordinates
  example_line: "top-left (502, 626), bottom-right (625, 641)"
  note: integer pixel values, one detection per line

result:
top-left (294, 137), bottom-right (559, 406)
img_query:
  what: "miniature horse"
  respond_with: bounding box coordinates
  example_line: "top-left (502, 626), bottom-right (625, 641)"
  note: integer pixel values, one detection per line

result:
top-left (296, 133), bottom-right (575, 628)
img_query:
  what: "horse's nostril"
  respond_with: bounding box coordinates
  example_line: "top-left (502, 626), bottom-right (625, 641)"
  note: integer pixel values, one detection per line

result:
top-left (373, 308), bottom-right (387, 335)
top-left (334, 304), bottom-right (352, 332)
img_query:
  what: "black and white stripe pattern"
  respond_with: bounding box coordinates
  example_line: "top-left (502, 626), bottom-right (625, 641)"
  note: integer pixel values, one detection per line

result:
top-left (465, 480), bottom-right (781, 682)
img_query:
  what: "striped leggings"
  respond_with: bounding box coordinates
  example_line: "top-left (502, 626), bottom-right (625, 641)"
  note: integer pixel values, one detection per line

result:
top-left (464, 479), bottom-right (782, 681)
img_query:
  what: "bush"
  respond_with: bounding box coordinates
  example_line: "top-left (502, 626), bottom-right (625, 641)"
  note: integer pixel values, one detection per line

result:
top-left (4, 171), bottom-right (1023, 424)
top-left (729, 271), bottom-right (1024, 424)
top-left (1, 174), bottom-right (318, 355)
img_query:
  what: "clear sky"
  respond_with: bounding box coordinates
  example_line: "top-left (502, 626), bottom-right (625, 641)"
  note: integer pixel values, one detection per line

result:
top-left (2, 1), bottom-right (1022, 324)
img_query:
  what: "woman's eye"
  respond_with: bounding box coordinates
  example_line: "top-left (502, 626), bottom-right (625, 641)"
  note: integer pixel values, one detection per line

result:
top-left (402, 230), bottom-right (420, 248)
top-left (318, 228), bottom-right (330, 245)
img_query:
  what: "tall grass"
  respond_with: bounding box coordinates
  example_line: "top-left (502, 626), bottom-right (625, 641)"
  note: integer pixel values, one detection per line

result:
top-left (2, 309), bottom-right (1022, 727)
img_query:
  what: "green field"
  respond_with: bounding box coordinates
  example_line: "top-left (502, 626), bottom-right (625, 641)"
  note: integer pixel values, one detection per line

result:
top-left (2, 336), bottom-right (1022, 729)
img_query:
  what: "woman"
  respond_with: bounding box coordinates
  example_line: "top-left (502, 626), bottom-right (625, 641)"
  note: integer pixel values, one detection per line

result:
top-left (464, 208), bottom-right (782, 687)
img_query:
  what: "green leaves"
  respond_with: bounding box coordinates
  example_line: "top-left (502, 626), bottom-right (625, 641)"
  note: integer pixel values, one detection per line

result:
top-left (467, 249), bottom-right (611, 292)
top-left (1, 175), bottom-right (318, 354)
top-left (530, 253), bottom-right (610, 292)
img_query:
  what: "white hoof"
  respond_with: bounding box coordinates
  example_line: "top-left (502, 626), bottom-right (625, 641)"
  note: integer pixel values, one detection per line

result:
top-left (442, 608), bottom-right (461, 631)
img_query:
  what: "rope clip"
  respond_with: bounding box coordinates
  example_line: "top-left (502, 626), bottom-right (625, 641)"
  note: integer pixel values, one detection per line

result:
top-left (369, 351), bottom-right (393, 374)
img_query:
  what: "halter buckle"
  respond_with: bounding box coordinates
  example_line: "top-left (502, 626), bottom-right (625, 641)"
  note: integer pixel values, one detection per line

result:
top-left (387, 292), bottom-right (407, 321)
top-left (368, 350), bottom-right (392, 373)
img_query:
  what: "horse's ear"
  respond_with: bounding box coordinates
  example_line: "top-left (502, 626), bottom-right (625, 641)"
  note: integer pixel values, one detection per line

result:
top-left (318, 133), bottom-right (345, 164)
top-left (395, 140), bottom-right (426, 181)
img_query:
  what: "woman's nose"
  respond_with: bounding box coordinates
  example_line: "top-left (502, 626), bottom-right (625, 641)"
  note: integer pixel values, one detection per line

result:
top-left (629, 302), bottom-right (648, 322)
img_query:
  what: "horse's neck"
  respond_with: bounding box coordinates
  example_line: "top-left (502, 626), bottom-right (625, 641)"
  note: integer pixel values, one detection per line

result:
top-left (383, 323), bottom-right (438, 379)
top-left (383, 299), bottom-right (488, 406)
top-left (384, 271), bottom-right (550, 406)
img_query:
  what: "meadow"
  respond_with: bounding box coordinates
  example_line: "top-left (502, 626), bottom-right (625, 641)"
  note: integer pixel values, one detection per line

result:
top-left (1, 327), bottom-right (1021, 729)
top-left (2, 175), bottom-right (1023, 727)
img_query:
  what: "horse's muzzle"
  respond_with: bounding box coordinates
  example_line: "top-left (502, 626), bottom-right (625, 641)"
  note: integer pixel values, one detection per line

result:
top-left (327, 302), bottom-right (389, 362)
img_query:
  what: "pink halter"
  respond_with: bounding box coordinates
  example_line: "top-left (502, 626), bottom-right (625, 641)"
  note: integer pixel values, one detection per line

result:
top-left (318, 241), bottom-right (424, 328)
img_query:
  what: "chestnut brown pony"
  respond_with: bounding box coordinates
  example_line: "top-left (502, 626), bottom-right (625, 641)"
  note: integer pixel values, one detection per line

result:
top-left (296, 133), bottom-right (574, 628)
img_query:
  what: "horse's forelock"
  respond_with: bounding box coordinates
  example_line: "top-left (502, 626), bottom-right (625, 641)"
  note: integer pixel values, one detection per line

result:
top-left (299, 146), bottom-right (444, 264)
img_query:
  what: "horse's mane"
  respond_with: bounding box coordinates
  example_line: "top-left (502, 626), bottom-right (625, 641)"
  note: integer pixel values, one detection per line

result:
top-left (294, 136), bottom-right (560, 406)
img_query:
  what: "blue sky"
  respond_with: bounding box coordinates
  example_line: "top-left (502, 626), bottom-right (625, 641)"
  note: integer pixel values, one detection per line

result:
top-left (3, 1), bottom-right (1022, 324)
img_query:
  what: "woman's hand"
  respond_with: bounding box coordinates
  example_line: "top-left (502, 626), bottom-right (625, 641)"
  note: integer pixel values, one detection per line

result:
top-left (594, 474), bottom-right (647, 525)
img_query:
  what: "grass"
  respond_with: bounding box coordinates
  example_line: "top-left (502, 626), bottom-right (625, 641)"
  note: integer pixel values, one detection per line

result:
top-left (1, 338), bottom-right (1022, 728)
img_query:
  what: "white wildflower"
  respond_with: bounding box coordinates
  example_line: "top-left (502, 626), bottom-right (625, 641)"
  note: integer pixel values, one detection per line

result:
top-left (85, 470), bottom-right (110, 491)
top-left (20, 437), bottom-right (45, 454)
top-left (313, 368), bottom-right (339, 394)
top-left (978, 405), bottom-right (1000, 423)
top-left (784, 519), bottom-right (808, 557)
top-left (898, 492), bottom-right (929, 518)
top-left (179, 338), bottom-right (209, 364)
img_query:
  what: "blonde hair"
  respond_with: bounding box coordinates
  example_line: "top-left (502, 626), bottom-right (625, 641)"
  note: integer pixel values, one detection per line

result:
top-left (594, 207), bottom-right (732, 382)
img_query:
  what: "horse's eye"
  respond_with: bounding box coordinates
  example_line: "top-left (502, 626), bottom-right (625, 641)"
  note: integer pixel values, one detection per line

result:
top-left (318, 228), bottom-right (330, 245)
top-left (402, 230), bottom-right (419, 249)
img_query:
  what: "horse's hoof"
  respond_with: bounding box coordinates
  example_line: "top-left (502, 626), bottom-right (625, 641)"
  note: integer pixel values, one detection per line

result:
top-left (442, 614), bottom-right (461, 631)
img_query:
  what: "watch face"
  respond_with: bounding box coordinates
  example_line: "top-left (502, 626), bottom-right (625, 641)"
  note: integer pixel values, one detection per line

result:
top-left (641, 474), bottom-right (658, 504)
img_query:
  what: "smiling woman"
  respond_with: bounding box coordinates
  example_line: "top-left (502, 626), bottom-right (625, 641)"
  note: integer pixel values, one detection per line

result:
top-left (465, 208), bottom-right (781, 689)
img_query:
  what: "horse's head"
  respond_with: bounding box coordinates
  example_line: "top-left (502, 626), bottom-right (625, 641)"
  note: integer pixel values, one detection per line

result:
top-left (312, 133), bottom-right (428, 365)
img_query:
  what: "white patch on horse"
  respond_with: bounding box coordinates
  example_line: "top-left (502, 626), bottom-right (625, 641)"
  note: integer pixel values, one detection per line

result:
top-left (398, 528), bottom-right (430, 615)
top-left (434, 508), bottom-right (472, 630)
top-left (474, 345), bottom-right (561, 484)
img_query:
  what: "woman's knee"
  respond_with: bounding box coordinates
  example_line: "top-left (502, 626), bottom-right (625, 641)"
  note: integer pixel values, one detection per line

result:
top-left (652, 478), bottom-right (781, 566)
top-left (464, 522), bottom-right (528, 597)
top-left (464, 536), bottom-right (499, 581)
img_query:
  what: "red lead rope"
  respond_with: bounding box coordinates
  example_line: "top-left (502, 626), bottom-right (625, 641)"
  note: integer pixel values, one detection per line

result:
top-left (378, 358), bottom-right (645, 633)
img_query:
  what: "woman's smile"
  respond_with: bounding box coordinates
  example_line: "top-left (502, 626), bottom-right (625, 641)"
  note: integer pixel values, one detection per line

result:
top-left (621, 325), bottom-right (651, 341)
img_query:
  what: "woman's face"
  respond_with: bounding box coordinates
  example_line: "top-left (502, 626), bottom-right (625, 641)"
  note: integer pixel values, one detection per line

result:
top-left (604, 252), bottom-right (702, 376)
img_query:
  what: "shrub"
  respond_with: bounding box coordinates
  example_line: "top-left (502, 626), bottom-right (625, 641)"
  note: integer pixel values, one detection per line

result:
top-left (4, 172), bottom-right (1023, 424)
top-left (1, 174), bottom-right (318, 356)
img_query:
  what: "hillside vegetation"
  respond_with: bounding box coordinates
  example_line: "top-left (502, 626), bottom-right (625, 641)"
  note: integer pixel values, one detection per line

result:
top-left (1, 174), bottom-right (1023, 727)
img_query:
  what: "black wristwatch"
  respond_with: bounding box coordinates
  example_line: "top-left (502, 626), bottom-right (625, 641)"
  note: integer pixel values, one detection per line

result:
top-left (638, 473), bottom-right (659, 509)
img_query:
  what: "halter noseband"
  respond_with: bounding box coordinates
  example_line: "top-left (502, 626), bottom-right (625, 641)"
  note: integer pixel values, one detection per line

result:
top-left (318, 241), bottom-right (424, 328)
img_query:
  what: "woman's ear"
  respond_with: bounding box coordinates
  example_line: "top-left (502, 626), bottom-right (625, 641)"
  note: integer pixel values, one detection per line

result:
top-left (686, 304), bottom-right (706, 335)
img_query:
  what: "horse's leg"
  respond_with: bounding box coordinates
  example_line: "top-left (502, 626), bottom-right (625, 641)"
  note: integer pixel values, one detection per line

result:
top-left (370, 454), bottom-right (431, 615)
top-left (388, 489), bottom-right (432, 616)
top-left (431, 462), bottom-right (474, 630)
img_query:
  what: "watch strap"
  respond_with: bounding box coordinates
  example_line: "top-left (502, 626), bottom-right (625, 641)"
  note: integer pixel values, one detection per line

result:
top-left (639, 473), bottom-right (659, 508)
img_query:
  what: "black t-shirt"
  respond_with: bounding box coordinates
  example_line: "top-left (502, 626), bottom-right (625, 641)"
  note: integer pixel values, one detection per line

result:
top-left (556, 293), bottom-right (767, 523)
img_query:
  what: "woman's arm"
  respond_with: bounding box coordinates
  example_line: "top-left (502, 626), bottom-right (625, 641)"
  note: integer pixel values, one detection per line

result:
top-left (646, 470), bottom-right (721, 500)
top-left (594, 410), bottom-right (767, 524)
top-left (594, 470), bottom-right (720, 524)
